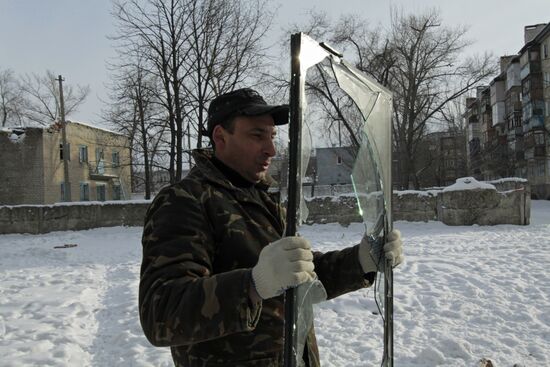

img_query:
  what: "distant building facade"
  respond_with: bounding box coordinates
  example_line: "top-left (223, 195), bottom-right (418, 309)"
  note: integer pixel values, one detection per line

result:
top-left (0, 121), bottom-right (131, 205)
top-left (465, 23), bottom-right (550, 199)
top-left (315, 146), bottom-right (355, 186)
top-left (412, 131), bottom-right (467, 188)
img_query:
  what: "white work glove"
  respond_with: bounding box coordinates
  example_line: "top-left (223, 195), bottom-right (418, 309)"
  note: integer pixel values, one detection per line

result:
top-left (359, 229), bottom-right (404, 274)
top-left (251, 236), bottom-right (316, 300)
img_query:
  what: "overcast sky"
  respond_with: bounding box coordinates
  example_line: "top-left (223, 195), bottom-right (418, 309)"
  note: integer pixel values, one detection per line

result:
top-left (1, 0), bottom-right (548, 126)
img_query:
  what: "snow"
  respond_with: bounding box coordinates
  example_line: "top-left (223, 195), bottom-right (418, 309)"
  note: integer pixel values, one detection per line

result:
top-left (442, 177), bottom-right (497, 192)
top-left (1, 201), bottom-right (550, 366)
top-left (396, 189), bottom-right (441, 197)
top-left (487, 177), bottom-right (528, 184)
top-left (2, 199), bottom-right (152, 209)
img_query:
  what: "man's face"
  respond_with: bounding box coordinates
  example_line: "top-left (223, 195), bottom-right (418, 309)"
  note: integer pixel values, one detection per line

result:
top-left (213, 114), bottom-right (277, 183)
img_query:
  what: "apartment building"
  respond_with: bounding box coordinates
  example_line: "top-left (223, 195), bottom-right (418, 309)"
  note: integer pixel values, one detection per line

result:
top-left (0, 121), bottom-right (131, 205)
top-left (504, 56), bottom-right (525, 177)
top-left (520, 23), bottom-right (550, 198)
top-left (465, 23), bottom-right (550, 199)
top-left (412, 131), bottom-right (467, 188)
top-left (466, 96), bottom-right (482, 178)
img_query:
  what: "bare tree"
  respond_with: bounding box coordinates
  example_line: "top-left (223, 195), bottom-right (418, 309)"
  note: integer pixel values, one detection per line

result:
top-left (112, 0), bottom-right (190, 182)
top-left (287, 8), bottom-right (497, 189)
top-left (19, 70), bottom-right (90, 126)
top-left (183, 0), bottom-right (273, 148)
top-left (385, 10), bottom-right (496, 189)
top-left (110, 0), bottom-right (273, 183)
top-left (105, 48), bottom-right (167, 199)
top-left (0, 69), bottom-right (25, 127)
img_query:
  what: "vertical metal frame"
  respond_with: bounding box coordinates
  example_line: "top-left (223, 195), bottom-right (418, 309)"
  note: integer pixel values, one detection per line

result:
top-left (285, 32), bottom-right (394, 367)
top-left (284, 32), bottom-right (303, 367)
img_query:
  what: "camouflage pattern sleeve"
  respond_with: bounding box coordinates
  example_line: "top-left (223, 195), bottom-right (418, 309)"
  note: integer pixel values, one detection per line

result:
top-left (313, 245), bottom-right (371, 300)
top-left (139, 185), bottom-right (262, 347)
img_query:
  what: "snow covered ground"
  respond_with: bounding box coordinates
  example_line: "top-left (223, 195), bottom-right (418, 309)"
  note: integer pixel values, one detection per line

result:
top-left (1, 201), bottom-right (549, 367)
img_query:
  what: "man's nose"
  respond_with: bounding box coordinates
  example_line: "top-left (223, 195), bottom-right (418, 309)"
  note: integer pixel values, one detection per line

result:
top-left (264, 138), bottom-right (276, 157)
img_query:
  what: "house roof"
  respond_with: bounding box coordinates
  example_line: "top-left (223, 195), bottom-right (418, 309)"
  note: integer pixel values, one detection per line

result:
top-left (68, 120), bottom-right (128, 137)
top-left (518, 22), bottom-right (550, 54)
top-left (1, 121), bottom-right (128, 138)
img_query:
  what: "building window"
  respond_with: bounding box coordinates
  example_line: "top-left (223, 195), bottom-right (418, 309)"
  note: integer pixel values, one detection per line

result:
top-left (97, 184), bottom-right (106, 201)
top-left (95, 147), bottom-right (104, 161)
top-left (544, 43), bottom-right (548, 59)
top-left (336, 155), bottom-right (343, 165)
top-left (59, 143), bottom-right (71, 161)
top-left (60, 182), bottom-right (65, 201)
top-left (112, 151), bottom-right (120, 168)
top-left (113, 184), bottom-right (122, 200)
top-left (536, 161), bottom-right (545, 177)
top-left (79, 145), bottom-right (88, 163)
top-left (80, 183), bottom-right (90, 201)
top-left (95, 148), bottom-right (105, 174)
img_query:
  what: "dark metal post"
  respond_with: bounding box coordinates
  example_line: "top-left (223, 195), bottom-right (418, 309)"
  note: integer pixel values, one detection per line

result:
top-left (58, 75), bottom-right (71, 202)
top-left (383, 259), bottom-right (394, 366)
top-left (284, 32), bottom-right (303, 367)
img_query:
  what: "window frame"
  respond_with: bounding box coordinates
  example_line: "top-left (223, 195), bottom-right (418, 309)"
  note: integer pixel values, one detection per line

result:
top-left (79, 182), bottom-right (90, 201)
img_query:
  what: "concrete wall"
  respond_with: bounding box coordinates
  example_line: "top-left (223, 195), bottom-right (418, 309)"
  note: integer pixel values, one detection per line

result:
top-left (0, 202), bottom-right (149, 235)
top-left (393, 191), bottom-right (439, 222)
top-left (304, 195), bottom-right (361, 225)
top-left (304, 178), bottom-right (531, 226)
top-left (438, 188), bottom-right (530, 226)
top-left (0, 179), bottom-right (532, 234)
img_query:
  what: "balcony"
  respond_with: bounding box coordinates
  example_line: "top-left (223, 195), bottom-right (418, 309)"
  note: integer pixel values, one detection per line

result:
top-left (480, 103), bottom-right (491, 113)
top-left (516, 151), bottom-right (525, 161)
top-left (520, 64), bottom-right (530, 80)
top-left (89, 161), bottom-right (120, 181)
top-left (89, 170), bottom-right (119, 181)
top-left (529, 61), bottom-right (542, 74)
top-left (534, 146), bottom-right (546, 157)
top-left (515, 126), bottom-right (524, 136)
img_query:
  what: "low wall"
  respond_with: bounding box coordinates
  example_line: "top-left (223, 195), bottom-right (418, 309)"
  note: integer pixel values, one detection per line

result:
top-left (393, 191), bottom-right (439, 222)
top-left (0, 178), bottom-right (532, 234)
top-left (304, 177), bottom-right (531, 226)
top-left (0, 201), bottom-right (150, 235)
top-left (304, 195), bottom-right (361, 225)
top-left (437, 178), bottom-right (530, 226)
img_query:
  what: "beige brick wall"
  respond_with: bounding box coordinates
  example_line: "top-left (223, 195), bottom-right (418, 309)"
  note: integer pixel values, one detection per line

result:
top-left (42, 122), bottom-right (131, 204)
top-left (0, 122), bottom-right (131, 205)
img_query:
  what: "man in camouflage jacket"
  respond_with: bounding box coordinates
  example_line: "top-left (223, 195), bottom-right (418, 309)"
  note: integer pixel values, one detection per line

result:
top-left (139, 88), bottom-right (404, 366)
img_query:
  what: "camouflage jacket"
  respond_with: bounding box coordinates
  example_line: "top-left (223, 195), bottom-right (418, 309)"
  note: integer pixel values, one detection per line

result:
top-left (139, 149), bottom-right (371, 367)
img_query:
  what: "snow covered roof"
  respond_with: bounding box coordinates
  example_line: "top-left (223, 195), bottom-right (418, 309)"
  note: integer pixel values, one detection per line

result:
top-left (68, 120), bottom-right (127, 137)
top-left (1, 121), bottom-right (127, 138)
top-left (0, 127), bottom-right (27, 143)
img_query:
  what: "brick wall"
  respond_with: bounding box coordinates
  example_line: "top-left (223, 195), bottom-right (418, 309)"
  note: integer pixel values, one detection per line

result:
top-left (0, 128), bottom-right (45, 205)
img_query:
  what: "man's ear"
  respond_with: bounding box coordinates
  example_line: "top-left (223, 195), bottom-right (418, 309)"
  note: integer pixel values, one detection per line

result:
top-left (212, 125), bottom-right (226, 150)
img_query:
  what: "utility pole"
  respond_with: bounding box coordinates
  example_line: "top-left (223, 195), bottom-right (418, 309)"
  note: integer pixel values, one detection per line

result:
top-left (187, 123), bottom-right (192, 169)
top-left (58, 75), bottom-right (71, 202)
